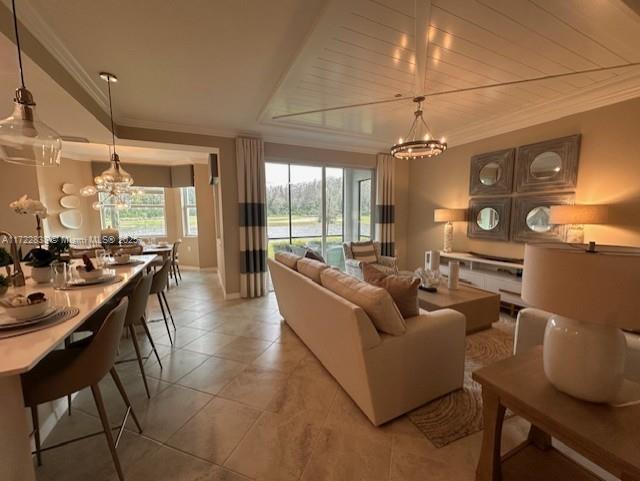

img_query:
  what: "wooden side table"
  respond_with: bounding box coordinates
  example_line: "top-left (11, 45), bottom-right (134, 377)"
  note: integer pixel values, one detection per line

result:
top-left (417, 284), bottom-right (500, 334)
top-left (473, 347), bottom-right (640, 481)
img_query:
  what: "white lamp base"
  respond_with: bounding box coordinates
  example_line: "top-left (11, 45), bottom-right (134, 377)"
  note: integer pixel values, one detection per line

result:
top-left (543, 316), bottom-right (626, 403)
top-left (443, 222), bottom-right (453, 253)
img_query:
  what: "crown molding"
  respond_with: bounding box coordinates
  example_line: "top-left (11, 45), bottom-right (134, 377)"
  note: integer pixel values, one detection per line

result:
top-left (8, 0), bottom-right (108, 110)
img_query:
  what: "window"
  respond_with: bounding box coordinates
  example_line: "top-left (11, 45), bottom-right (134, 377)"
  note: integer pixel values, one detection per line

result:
top-left (358, 179), bottom-right (371, 240)
top-left (266, 162), bottom-right (373, 271)
top-left (181, 187), bottom-right (198, 236)
top-left (99, 187), bottom-right (166, 237)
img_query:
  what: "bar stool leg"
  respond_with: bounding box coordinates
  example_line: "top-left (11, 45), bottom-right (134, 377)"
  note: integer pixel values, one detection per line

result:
top-left (30, 406), bottom-right (42, 466)
top-left (91, 384), bottom-right (125, 481)
top-left (176, 263), bottom-right (182, 280)
top-left (160, 291), bottom-right (176, 330)
top-left (128, 325), bottom-right (151, 399)
top-left (156, 293), bottom-right (174, 345)
top-left (110, 368), bottom-right (143, 434)
top-left (140, 316), bottom-right (163, 367)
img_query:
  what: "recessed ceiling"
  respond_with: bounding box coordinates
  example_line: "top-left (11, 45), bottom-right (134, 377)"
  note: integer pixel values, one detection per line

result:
top-left (7, 0), bottom-right (640, 153)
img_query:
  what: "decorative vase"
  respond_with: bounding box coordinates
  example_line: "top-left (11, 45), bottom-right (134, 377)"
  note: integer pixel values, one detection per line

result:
top-left (443, 221), bottom-right (454, 253)
top-left (448, 261), bottom-right (460, 290)
top-left (31, 266), bottom-right (51, 284)
top-left (543, 315), bottom-right (626, 403)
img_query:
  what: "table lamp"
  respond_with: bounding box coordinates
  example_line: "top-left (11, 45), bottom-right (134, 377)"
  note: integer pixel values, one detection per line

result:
top-left (549, 204), bottom-right (609, 244)
top-left (522, 243), bottom-right (640, 403)
top-left (434, 208), bottom-right (466, 253)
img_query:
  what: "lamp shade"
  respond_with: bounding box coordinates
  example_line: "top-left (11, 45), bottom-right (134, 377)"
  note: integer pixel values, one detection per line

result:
top-left (549, 204), bottom-right (609, 225)
top-left (434, 208), bottom-right (466, 223)
top-left (522, 243), bottom-right (640, 330)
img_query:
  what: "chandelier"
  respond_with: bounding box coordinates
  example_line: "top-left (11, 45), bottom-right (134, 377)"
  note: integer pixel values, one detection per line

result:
top-left (80, 72), bottom-right (134, 210)
top-left (0, 0), bottom-right (62, 167)
top-left (390, 96), bottom-right (447, 160)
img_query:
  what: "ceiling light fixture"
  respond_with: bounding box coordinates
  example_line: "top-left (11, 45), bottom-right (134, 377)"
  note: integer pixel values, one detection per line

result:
top-left (80, 72), bottom-right (133, 209)
top-left (390, 96), bottom-right (447, 160)
top-left (0, 0), bottom-right (62, 166)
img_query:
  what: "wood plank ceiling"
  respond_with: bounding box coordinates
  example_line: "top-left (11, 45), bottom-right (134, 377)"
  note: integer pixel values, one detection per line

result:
top-left (262, 0), bottom-right (640, 147)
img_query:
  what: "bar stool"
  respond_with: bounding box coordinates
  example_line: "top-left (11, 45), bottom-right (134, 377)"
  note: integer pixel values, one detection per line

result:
top-left (150, 259), bottom-right (176, 345)
top-left (22, 298), bottom-right (141, 481)
top-left (119, 272), bottom-right (162, 398)
top-left (171, 239), bottom-right (182, 286)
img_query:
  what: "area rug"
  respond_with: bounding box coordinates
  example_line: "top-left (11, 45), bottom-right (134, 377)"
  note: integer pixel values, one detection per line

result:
top-left (408, 322), bottom-right (514, 448)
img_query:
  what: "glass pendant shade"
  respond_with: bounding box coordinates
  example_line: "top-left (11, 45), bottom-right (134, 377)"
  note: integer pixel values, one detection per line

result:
top-left (0, 90), bottom-right (62, 166)
top-left (100, 154), bottom-right (133, 189)
top-left (80, 185), bottom-right (97, 197)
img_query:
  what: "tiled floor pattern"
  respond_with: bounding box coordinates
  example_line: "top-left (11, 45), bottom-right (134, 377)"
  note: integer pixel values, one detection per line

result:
top-left (35, 270), bottom-right (530, 481)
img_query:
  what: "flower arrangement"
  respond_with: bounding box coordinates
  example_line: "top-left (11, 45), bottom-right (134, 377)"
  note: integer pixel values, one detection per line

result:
top-left (9, 195), bottom-right (48, 246)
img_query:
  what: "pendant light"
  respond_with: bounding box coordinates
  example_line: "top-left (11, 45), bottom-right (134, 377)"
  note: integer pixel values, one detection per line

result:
top-left (390, 96), bottom-right (447, 160)
top-left (80, 72), bottom-right (133, 210)
top-left (0, 0), bottom-right (62, 166)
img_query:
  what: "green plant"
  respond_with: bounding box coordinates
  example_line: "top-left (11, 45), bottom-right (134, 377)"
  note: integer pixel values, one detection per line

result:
top-left (0, 274), bottom-right (8, 287)
top-left (24, 248), bottom-right (56, 268)
top-left (48, 237), bottom-right (69, 258)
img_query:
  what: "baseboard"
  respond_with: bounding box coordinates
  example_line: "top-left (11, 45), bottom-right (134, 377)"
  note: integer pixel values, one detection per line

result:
top-left (199, 267), bottom-right (218, 272)
top-left (224, 292), bottom-right (241, 300)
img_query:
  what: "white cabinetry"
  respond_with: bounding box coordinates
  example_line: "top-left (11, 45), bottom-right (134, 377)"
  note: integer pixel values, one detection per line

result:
top-left (435, 251), bottom-right (526, 307)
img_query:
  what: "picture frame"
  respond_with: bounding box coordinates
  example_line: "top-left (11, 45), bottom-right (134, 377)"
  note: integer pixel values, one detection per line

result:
top-left (510, 193), bottom-right (575, 243)
top-left (467, 197), bottom-right (512, 242)
top-left (515, 134), bottom-right (581, 193)
top-left (469, 148), bottom-right (515, 196)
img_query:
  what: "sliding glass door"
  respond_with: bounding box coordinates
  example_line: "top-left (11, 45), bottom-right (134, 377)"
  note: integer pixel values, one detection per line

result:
top-left (266, 162), bottom-right (373, 270)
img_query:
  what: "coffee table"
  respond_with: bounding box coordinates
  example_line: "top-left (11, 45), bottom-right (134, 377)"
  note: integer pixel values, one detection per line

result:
top-left (417, 284), bottom-right (500, 333)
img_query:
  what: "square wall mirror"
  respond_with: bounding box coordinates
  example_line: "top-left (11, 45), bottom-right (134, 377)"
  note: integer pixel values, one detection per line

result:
top-left (515, 134), bottom-right (580, 193)
top-left (467, 197), bottom-right (512, 242)
top-left (469, 148), bottom-right (515, 196)
top-left (510, 193), bottom-right (575, 243)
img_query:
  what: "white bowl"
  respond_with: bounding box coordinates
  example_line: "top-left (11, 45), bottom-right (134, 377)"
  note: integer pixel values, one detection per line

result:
top-left (77, 267), bottom-right (104, 281)
top-left (4, 298), bottom-right (49, 321)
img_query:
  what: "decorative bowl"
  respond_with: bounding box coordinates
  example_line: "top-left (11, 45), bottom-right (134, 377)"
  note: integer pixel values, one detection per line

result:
top-left (3, 297), bottom-right (49, 320)
top-left (77, 267), bottom-right (104, 281)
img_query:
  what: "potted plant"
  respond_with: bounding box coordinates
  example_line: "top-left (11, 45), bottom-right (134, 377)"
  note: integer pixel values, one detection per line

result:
top-left (24, 248), bottom-right (56, 284)
top-left (48, 236), bottom-right (70, 261)
top-left (9, 195), bottom-right (48, 247)
top-left (0, 274), bottom-right (8, 296)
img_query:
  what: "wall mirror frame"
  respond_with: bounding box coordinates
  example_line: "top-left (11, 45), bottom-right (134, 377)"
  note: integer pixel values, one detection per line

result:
top-left (511, 193), bottom-right (574, 243)
top-left (467, 197), bottom-right (512, 241)
top-left (515, 134), bottom-right (581, 193)
top-left (469, 148), bottom-right (515, 196)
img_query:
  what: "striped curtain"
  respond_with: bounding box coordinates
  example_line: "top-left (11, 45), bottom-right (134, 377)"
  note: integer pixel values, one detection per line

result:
top-left (236, 137), bottom-right (268, 298)
top-left (375, 153), bottom-right (395, 257)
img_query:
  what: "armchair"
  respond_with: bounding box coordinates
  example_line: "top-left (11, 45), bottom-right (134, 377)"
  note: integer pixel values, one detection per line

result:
top-left (343, 241), bottom-right (398, 279)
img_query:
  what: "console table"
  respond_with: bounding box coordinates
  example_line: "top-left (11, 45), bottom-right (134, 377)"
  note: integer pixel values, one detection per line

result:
top-left (437, 252), bottom-right (525, 309)
top-left (473, 347), bottom-right (640, 481)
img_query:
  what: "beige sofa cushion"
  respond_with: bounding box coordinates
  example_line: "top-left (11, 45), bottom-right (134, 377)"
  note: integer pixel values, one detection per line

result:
top-left (275, 251), bottom-right (301, 270)
top-left (296, 258), bottom-right (328, 284)
top-left (362, 264), bottom-right (420, 318)
top-left (320, 268), bottom-right (406, 336)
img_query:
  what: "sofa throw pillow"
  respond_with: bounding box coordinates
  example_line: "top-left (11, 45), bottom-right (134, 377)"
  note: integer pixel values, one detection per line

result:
top-left (350, 241), bottom-right (378, 264)
top-left (320, 268), bottom-right (406, 336)
top-left (275, 251), bottom-right (301, 270)
top-left (362, 264), bottom-right (420, 318)
top-left (304, 248), bottom-right (325, 263)
top-left (297, 257), bottom-right (328, 284)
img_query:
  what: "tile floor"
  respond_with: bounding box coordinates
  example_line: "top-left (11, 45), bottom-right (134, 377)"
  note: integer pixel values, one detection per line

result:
top-left (35, 270), bottom-right (530, 481)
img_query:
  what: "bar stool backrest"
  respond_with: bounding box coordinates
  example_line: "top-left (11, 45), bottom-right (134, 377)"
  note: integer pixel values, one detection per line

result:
top-left (172, 239), bottom-right (181, 261)
top-left (125, 273), bottom-right (153, 327)
top-left (150, 259), bottom-right (171, 295)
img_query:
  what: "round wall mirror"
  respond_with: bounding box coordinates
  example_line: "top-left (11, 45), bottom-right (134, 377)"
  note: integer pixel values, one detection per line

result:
top-left (479, 161), bottom-right (502, 186)
top-left (526, 206), bottom-right (551, 233)
top-left (530, 152), bottom-right (562, 179)
top-left (476, 207), bottom-right (500, 231)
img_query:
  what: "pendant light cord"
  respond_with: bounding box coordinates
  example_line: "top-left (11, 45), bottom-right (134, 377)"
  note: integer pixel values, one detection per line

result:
top-left (106, 76), bottom-right (117, 156)
top-left (11, 0), bottom-right (26, 89)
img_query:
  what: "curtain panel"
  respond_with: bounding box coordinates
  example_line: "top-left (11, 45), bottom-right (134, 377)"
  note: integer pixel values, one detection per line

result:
top-left (236, 137), bottom-right (268, 298)
top-left (375, 153), bottom-right (395, 257)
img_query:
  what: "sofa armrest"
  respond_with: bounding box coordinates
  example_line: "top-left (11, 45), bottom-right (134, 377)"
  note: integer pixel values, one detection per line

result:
top-left (514, 307), bottom-right (552, 355)
top-left (377, 255), bottom-right (398, 269)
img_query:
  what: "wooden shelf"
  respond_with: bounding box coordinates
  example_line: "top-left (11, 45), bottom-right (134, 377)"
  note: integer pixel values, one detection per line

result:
top-left (502, 442), bottom-right (603, 481)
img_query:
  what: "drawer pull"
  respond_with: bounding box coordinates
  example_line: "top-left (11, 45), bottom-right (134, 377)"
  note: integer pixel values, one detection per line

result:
top-left (498, 288), bottom-right (521, 297)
